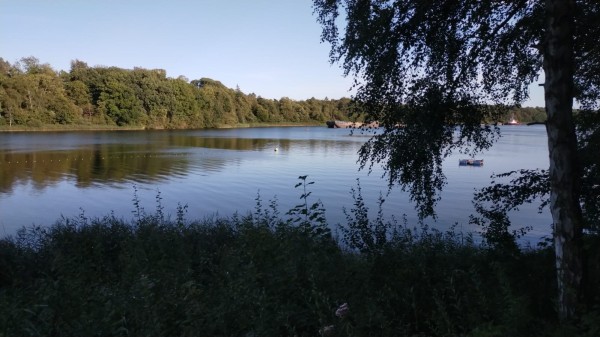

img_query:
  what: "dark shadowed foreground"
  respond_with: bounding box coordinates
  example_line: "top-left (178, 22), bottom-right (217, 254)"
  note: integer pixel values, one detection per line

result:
top-left (1, 185), bottom-right (599, 337)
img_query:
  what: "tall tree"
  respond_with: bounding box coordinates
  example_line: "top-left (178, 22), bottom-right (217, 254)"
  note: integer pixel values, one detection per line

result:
top-left (313, 0), bottom-right (599, 320)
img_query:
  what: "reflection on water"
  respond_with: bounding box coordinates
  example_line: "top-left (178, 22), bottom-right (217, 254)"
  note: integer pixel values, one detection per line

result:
top-left (0, 146), bottom-right (191, 192)
top-left (0, 126), bottom-right (551, 241)
top-left (0, 132), bottom-right (359, 193)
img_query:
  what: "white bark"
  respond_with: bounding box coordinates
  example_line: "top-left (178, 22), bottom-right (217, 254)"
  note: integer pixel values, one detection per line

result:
top-left (543, 0), bottom-right (583, 321)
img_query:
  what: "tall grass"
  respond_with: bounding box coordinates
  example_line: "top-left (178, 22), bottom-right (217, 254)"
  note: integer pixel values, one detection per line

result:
top-left (0, 178), bottom-right (598, 336)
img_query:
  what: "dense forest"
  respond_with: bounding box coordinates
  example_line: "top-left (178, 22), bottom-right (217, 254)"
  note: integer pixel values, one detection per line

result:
top-left (0, 57), bottom-right (353, 129)
top-left (0, 57), bottom-right (545, 130)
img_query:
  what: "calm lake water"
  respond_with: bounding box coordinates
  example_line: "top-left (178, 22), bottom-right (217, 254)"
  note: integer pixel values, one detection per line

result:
top-left (0, 125), bottom-right (552, 242)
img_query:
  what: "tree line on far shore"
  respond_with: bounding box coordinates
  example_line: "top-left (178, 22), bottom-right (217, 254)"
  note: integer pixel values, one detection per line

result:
top-left (0, 57), bottom-right (353, 129)
top-left (0, 57), bottom-right (545, 129)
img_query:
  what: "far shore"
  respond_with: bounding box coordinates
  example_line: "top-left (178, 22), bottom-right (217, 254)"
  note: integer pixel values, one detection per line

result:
top-left (0, 121), bottom-right (325, 133)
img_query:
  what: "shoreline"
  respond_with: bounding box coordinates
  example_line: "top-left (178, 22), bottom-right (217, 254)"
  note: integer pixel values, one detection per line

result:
top-left (0, 121), bottom-right (324, 133)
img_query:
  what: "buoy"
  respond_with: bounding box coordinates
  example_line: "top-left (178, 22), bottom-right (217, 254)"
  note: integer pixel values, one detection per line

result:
top-left (274, 147), bottom-right (278, 152)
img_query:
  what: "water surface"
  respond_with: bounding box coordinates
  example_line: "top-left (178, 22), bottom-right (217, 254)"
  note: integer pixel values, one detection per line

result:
top-left (0, 126), bottom-right (551, 242)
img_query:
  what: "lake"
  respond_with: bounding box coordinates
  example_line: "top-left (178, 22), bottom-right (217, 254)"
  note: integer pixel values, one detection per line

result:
top-left (0, 125), bottom-right (552, 242)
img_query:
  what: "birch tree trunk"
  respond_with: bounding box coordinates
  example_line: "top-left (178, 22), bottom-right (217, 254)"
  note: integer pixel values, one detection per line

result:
top-left (543, 0), bottom-right (583, 321)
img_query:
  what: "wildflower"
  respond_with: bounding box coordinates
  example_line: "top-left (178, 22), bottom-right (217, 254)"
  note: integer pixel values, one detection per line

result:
top-left (319, 324), bottom-right (335, 336)
top-left (335, 302), bottom-right (349, 318)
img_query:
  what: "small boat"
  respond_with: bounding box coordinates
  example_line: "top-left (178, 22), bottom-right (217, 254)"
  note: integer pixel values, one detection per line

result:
top-left (507, 115), bottom-right (520, 125)
top-left (325, 120), bottom-right (380, 128)
top-left (459, 159), bottom-right (484, 166)
top-left (325, 120), bottom-right (355, 128)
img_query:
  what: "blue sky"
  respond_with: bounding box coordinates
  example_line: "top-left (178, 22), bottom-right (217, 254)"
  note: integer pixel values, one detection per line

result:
top-left (0, 0), bottom-right (545, 106)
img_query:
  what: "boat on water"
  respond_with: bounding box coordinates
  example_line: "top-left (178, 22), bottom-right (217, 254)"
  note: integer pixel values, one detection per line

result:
top-left (459, 159), bottom-right (484, 166)
top-left (507, 116), bottom-right (520, 125)
top-left (326, 120), bottom-right (379, 128)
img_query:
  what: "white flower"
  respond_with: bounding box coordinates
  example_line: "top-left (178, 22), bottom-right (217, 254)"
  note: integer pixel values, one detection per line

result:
top-left (335, 302), bottom-right (349, 318)
top-left (319, 324), bottom-right (335, 336)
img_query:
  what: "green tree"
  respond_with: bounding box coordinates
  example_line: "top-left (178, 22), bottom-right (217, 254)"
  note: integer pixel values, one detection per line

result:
top-left (1, 57), bottom-right (353, 129)
top-left (256, 97), bottom-right (281, 122)
top-left (0, 57), bottom-right (79, 126)
top-left (64, 80), bottom-right (94, 120)
top-left (17, 56), bottom-right (54, 76)
top-left (97, 80), bottom-right (145, 126)
top-left (89, 67), bottom-right (144, 126)
top-left (314, 0), bottom-right (599, 321)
